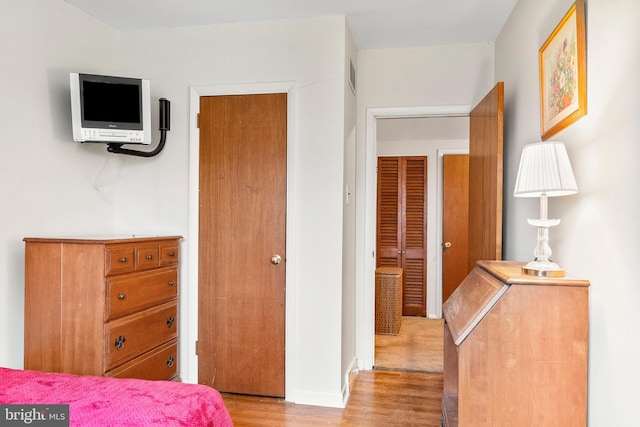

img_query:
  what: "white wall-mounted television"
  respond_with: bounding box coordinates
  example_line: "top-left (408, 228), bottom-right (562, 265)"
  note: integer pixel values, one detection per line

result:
top-left (70, 73), bottom-right (151, 144)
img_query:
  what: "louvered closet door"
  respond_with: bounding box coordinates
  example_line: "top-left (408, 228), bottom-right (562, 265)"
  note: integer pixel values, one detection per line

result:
top-left (377, 157), bottom-right (402, 268)
top-left (377, 156), bottom-right (427, 316)
top-left (403, 158), bottom-right (427, 316)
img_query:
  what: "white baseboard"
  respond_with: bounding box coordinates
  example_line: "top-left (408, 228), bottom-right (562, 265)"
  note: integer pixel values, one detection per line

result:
top-left (341, 356), bottom-right (359, 407)
top-left (292, 356), bottom-right (360, 409)
top-left (294, 390), bottom-right (345, 408)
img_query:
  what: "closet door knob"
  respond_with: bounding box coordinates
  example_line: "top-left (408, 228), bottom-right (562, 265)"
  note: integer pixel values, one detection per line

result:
top-left (270, 255), bottom-right (282, 265)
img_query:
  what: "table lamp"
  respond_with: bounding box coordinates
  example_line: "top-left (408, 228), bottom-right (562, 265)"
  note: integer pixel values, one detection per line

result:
top-left (513, 141), bottom-right (578, 277)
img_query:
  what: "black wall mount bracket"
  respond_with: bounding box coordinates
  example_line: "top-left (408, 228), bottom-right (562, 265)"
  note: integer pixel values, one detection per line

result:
top-left (107, 98), bottom-right (170, 158)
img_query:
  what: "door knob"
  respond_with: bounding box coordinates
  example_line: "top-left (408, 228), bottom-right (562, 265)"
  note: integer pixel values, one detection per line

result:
top-left (270, 254), bottom-right (282, 265)
top-left (443, 242), bottom-right (452, 249)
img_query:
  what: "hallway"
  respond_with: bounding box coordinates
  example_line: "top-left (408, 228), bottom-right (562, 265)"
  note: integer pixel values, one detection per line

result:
top-left (374, 316), bottom-right (444, 373)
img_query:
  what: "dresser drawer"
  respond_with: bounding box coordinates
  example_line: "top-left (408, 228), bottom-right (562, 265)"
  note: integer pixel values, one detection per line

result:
top-left (135, 244), bottom-right (160, 271)
top-left (106, 339), bottom-right (178, 380)
top-left (105, 302), bottom-right (178, 371)
top-left (105, 245), bottom-right (136, 276)
top-left (160, 243), bottom-right (179, 266)
top-left (106, 267), bottom-right (178, 321)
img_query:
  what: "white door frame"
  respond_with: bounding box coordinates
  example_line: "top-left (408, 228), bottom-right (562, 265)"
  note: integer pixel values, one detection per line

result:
top-left (187, 82), bottom-right (298, 401)
top-left (357, 105), bottom-right (471, 370)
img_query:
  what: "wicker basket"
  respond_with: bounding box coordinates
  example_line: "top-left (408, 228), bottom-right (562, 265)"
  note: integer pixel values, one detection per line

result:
top-left (375, 267), bottom-right (403, 335)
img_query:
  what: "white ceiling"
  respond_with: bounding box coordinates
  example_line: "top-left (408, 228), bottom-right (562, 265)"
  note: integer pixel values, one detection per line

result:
top-left (64, 0), bottom-right (519, 49)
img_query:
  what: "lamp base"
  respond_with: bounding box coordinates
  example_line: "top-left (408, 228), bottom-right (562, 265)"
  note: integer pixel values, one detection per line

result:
top-left (521, 260), bottom-right (565, 278)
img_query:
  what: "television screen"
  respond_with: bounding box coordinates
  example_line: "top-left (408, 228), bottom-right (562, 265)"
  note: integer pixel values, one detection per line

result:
top-left (82, 80), bottom-right (141, 125)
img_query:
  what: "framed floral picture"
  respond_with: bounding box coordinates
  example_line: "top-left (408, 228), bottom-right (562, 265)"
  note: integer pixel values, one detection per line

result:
top-left (539, 0), bottom-right (587, 140)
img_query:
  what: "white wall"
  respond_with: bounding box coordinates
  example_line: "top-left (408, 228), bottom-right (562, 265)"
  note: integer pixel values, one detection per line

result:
top-left (341, 23), bottom-right (359, 402)
top-left (0, 0), bottom-right (118, 369)
top-left (115, 17), bottom-right (349, 407)
top-left (355, 44), bottom-right (495, 369)
top-left (496, 0), bottom-right (640, 424)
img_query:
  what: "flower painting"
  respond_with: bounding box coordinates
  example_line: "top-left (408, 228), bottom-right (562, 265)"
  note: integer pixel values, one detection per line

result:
top-left (548, 35), bottom-right (577, 120)
top-left (539, 0), bottom-right (587, 140)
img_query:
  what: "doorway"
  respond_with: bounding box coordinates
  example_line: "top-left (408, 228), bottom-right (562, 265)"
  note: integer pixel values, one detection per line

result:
top-left (197, 93), bottom-right (286, 397)
top-left (361, 84), bottom-right (504, 371)
top-left (442, 154), bottom-right (470, 304)
top-left (371, 114), bottom-right (470, 372)
top-left (187, 82), bottom-right (296, 398)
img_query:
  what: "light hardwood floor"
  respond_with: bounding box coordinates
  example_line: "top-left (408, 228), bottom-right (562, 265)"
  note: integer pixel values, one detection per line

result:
top-left (375, 317), bottom-right (444, 373)
top-left (222, 370), bottom-right (443, 426)
top-left (222, 317), bottom-right (444, 426)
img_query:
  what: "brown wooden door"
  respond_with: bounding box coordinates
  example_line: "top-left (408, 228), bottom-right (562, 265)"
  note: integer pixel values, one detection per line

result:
top-left (377, 157), bottom-right (401, 268)
top-left (442, 154), bottom-right (469, 303)
top-left (468, 82), bottom-right (504, 272)
top-left (198, 93), bottom-right (287, 397)
top-left (376, 156), bottom-right (427, 316)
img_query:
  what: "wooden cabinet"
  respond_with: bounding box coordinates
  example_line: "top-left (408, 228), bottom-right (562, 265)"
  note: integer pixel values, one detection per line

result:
top-left (442, 260), bottom-right (589, 427)
top-left (24, 236), bottom-right (181, 381)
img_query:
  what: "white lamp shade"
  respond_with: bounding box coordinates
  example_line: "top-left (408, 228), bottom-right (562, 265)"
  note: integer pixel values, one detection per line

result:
top-left (513, 141), bottom-right (578, 198)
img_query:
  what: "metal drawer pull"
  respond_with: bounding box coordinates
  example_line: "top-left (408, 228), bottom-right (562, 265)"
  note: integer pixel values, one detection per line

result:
top-left (167, 316), bottom-right (175, 328)
top-left (169, 251), bottom-right (175, 257)
top-left (120, 257), bottom-right (128, 263)
top-left (166, 355), bottom-right (175, 368)
top-left (168, 280), bottom-right (175, 286)
top-left (146, 254), bottom-right (153, 260)
top-left (114, 335), bottom-right (126, 351)
top-left (118, 293), bottom-right (126, 300)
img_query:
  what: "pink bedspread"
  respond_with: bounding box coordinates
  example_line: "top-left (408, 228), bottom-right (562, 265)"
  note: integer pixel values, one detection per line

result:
top-left (0, 367), bottom-right (233, 426)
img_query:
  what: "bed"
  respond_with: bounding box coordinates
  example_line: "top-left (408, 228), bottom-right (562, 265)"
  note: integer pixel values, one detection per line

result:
top-left (0, 367), bottom-right (233, 426)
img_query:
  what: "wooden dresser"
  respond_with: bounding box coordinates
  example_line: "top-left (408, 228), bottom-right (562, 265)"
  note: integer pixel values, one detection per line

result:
top-left (24, 236), bottom-right (182, 381)
top-left (442, 260), bottom-right (589, 427)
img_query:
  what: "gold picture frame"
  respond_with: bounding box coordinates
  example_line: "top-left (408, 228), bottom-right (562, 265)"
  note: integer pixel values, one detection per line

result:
top-left (539, 0), bottom-right (587, 140)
